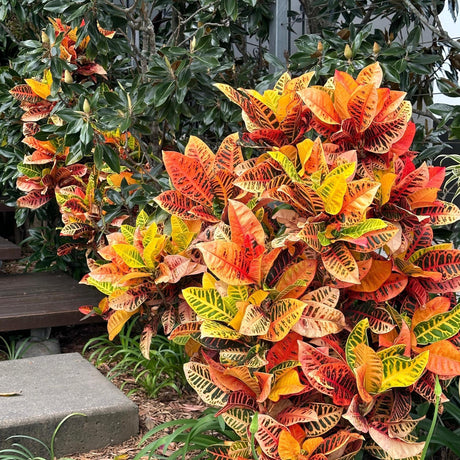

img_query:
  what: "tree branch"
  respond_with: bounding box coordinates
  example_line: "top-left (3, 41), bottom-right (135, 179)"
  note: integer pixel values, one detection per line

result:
top-left (0, 22), bottom-right (19, 45)
top-left (358, 5), bottom-right (375, 28)
top-left (101, 0), bottom-right (140, 14)
top-left (412, 107), bottom-right (444, 124)
top-left (402, 0), bottom-right (460, 50)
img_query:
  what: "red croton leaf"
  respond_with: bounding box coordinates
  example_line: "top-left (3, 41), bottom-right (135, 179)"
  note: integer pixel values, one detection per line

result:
top-left (154, 190), bottom-right (198, 220)
top-left (307, 362), bottom-right (357, 406)
top-left (17, 190), bottom-right (53, 209)
top-left (162, 150), bottom-right (214, 206)
top-left (214, 133), bottom-right (244, 173)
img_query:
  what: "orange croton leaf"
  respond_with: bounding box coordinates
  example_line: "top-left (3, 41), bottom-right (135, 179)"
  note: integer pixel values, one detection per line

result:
top-left (356, 62), bottom-right (384, 87)
top-left (162, 150), bottom-right (214, 206)
top-left (298, 87), bottom-right (341, 125)
top-left (215, 133), bottom-right (244, 173)
top-left (421, 340), bottom-right (460, 377)
top-left (348, 259), bottom-right (392, 293)
top-left (9, 84), bottom-right (42, 102)
top-left (184, 135), bottom-right (216, 178)
top-left (278, 429), bottom-right (301, 460)
top-left (227, 199), bottom-right (265, 247)
top-left (349, 272), bottom-right (408, 303)
top-left (347, 83), bottom-right (379, 133)
top-left (411, 296), bottom-right (451, 328)
top-left (154, 190), bottom-right (199, 220)
top-left (353, 343), bottom-right (383, 395)
top-left (321, 242), bottom-right (360, 284)
top-left (416, 201), bottom-right (460, 226)
top-left (275, 259), bottom-right (317, 299)
top-left (197, 241), bottom-right (262, 285)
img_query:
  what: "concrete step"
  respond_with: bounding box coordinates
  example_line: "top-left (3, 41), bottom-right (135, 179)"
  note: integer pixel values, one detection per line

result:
top-left (0, 353), bottom-right (139, 457)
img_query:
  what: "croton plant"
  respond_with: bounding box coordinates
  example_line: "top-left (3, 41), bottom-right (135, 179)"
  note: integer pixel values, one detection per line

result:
top-left (9, 18), bottom-right (139, 255)
top-left (92, 63), bottom-right (460, 459)
top-left (11, 49), bottom-right (460, 458)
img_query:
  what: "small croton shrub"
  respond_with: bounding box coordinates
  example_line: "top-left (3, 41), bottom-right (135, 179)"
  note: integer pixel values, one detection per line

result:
top-left (11, 51), bottom-right (460, 459)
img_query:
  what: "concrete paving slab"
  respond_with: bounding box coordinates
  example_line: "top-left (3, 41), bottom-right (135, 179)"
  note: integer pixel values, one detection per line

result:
top-left (0, 353), bottom-right (139, 457)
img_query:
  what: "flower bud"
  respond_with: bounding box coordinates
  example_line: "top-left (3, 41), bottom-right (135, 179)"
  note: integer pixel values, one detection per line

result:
top-left (373, 42), bottom-right (381, 55)
top-left (344, 44), bottom-right (353, 60)
top-left (83, 99), bottom-right (91, 114)
top-left (64, 70), bottom-right (73, 84)
top-left (317, 41), bottom-right (323, 54)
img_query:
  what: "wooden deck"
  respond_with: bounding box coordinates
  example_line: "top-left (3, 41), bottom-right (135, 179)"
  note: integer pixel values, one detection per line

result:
top-left (0, 236), bottom-right (21, 260)
top-left (0, 272), bottom-right (103, 332)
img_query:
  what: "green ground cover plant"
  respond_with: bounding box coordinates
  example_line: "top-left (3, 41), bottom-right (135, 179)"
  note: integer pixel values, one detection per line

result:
top-left (83, 317), bottom-right (188, 397)
top-left (0, 334), bottom-right (31, 360)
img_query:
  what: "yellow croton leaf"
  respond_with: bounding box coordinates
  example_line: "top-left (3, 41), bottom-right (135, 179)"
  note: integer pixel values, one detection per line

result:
top-left (297, 138), bottom-right (314, 175)
top-left (278, 429), bottom-right (301, 460)
top-left (108, 310), bottom-right (136, 340)
top-left (142, 236), bottom-right (166, 269)
top-left (202, 272), bottom-right (217, 289)
top-left (374, 170), bottom-right (397, 206)
top-left (246, 88), bottom-right (281, 114)
top-left (171, 215), bottom-right (196, 253)
top-left (269, 369), bottom-right (306, 402)
top-left (142, 222), bottom-right (158, 247)
top-left (200, 320), bottom-right (242, 340)
top-left (25, 69), bottom-right (52, 100)
top-left (353, 343), bottom-right (383, 394)
top-left (248, 289), bottom-right (269, 305)
top-left (228, 301), bottom-right (249, 331)
top-left (316, 175), bottom-right (348, 215)
top-left (379, 351), bottom-right (429, 392)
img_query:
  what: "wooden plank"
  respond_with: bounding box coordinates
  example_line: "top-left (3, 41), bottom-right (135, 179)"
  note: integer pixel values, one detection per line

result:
top-left (0, 272), bottom-right (104, 332)
top-left (0, 237), bottom-right (21, 260)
